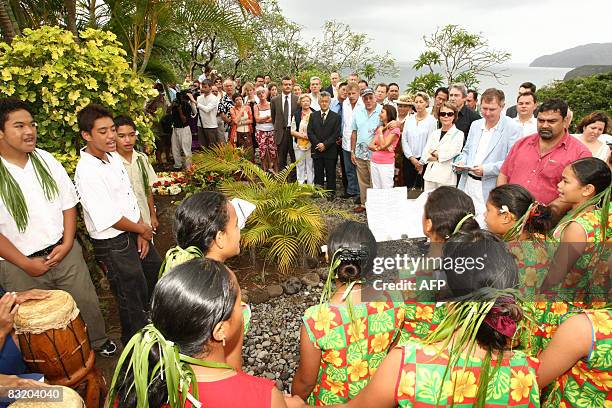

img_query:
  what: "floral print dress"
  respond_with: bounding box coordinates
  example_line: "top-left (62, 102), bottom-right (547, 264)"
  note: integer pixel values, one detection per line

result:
top-left (302, 300), bottom-right (406, 405)
top-left (543, 309), bottom-right (612, 408)
top-left (395, 341), bottom-right (540, 407)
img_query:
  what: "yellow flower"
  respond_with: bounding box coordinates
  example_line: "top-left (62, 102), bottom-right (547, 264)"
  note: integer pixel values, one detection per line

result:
top-left (370, 302), bottom-right (387, 314)
top-left (443, 369), bottom-right (477, 403)
top-left (397, 370), bottom-right (416, 398)
top-left (510, 369), bottom-right (536, 402)
top-left (591, 311), bottom-right (612, 335)
top-left (347, 359), bottom-right (369, 381)
top-left (563, 271), bottom-right (582, 287)
top-left (416, 305), bottom-right (434, 321)
top-left (544, 324), bottom-right (557, 339)
top-left (551, 302), bottom-right (568, 315)
top-left (326, 378), bottom-right (346, 397)
top-left (522, 267), bottom-right (538, 287)
top-left (348, 318), bottom-right (366, 342)
top-left (396, 306), bottom-right (405, 322)
top-left (323, 350), bottom-right (343, 367)
top-left (313, 306), bottom-right (336, 333)
top-left (371, 332), bottom-right (390, 353)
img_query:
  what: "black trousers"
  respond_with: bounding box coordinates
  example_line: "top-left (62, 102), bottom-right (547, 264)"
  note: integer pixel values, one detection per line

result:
top-left (337, 142), bottom-right (348, 192)
top-left (92, 232), bottom-right (161, 346)
top-left (277, 127), bottom-right (296, 181)
top-left (313, 152), bottom-right (338, 194)
top-left (403, 156), bottom-right (425, 189)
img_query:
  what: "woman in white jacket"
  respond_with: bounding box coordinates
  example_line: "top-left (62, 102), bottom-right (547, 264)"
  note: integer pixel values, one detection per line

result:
top-left (423, 101), bottom-right (464, 191)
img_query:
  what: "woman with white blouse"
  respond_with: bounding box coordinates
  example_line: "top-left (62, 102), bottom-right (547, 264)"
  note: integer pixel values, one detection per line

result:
top-left (423, 101), bottom-right (464, 191)
top-left (574, 111), bottom-right (611, 161)
top-left (401, 91), bottom-right (437, 189)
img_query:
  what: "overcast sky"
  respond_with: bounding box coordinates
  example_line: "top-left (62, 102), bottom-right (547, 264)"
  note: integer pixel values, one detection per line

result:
top-left (276, 0), bottom-right (611, 64)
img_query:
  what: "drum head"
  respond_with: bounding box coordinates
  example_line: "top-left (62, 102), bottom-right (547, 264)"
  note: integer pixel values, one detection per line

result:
top-left (13, 290), bottom-right (80, 334)
top-left (8, 386), bottom-right (85, 407)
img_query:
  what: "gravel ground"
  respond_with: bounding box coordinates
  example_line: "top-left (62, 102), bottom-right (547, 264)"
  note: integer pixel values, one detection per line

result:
top-left (243, 284), bottom-right (323, 392)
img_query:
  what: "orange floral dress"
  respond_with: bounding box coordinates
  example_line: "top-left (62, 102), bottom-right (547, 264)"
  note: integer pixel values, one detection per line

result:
top-left (396, 341), bottom-right (541, 407)
top-left (302, 300), bottom-right (406, 405)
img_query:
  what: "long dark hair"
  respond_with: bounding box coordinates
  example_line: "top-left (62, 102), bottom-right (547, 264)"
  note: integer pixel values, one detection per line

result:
top-left (424, 186), bottom-right (480, 239)
top-left (327, 221), bottom-right (377, 283)
top-left (570, 157), bottom-right (611, 195)
top-left (112, 258), bottom-right (238, 407)
top-left (488, 184), bottom-right (552, 237)
top-left (174, 191), bottom-right (230, 254)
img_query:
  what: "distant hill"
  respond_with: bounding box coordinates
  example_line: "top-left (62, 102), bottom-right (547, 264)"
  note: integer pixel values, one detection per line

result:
top-left (564, 65), bottom-right (612, 80)
top-left (530, 43), bottom-right (612, 68)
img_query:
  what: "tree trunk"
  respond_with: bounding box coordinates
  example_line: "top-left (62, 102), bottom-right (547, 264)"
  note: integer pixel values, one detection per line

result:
top-left (0, 0), bottom-right (16, 43)
top-left (64, 0), bottom-right (78, 38)
top-left (88, 0), bottom-right (97, 27)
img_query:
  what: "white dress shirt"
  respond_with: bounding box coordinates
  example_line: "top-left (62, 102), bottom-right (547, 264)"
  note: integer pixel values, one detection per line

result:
top-left (464, 125), bottom-right (497, 220)
top-left (341, 98), bottom-right (364, 151)
top-left (0, 149), bottom-right (78, 256)
top-left (195, 93), bottom-right (219, 128)
top-left (401, 114), bottom-right (438, 162)
top-left (309, 93), bottom-right (321, 111)
top-left (514, 115), bottom-right (537, 138)
top-left (74, 150), bottom-right (141, 240)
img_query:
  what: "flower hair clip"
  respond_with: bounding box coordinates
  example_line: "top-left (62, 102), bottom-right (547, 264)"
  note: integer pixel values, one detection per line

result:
top-left (499, 205), bottom-right (510, 214)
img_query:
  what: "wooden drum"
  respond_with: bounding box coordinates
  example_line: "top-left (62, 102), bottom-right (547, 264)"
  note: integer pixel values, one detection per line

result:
top-left (13, 290), bottom-right (95, 386)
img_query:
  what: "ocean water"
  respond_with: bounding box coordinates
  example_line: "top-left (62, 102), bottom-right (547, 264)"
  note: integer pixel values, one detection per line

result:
top-left (377, 62), bottom-right (572, 101)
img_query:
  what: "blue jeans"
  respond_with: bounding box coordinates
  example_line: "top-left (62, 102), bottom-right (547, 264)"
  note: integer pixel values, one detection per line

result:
top-left (91, 232), bottom-right (161, 346)
top-left (342, 149), bottom-right (359, 196)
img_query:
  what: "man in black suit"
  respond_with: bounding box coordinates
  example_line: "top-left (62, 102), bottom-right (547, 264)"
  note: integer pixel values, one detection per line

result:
top-left (307, 91), bottom-right (340, 200)
top-left (271, 76), bottom-right (299, 181)
top-left (324, 72), bottom-right (340, 99)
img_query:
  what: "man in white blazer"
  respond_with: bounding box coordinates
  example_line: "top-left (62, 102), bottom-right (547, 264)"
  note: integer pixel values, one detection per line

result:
top-left (454, 88), bottom-right (522, 222)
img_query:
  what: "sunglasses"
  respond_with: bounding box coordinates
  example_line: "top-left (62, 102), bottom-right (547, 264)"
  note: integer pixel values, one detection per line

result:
top-left (439, 111), bottom-right (455, 117)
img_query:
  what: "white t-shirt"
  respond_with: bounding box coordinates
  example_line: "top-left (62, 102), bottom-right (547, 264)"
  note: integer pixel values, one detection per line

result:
top-left (342, 98), bottom-right (364, 151)
top-left (195, 93), bottom-right (219, 128)
top-left (74, 149), bottom-right (141, 240)
top-left (0, 149), bottom-right (78, 256)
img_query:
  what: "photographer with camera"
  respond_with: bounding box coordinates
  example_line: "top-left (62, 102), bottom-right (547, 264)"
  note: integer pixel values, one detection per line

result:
top-left (171, 90), bottom-right (195, 170)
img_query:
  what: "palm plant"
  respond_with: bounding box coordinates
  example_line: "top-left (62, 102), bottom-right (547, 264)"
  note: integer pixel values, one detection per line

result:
top-left (193, 145), bottom-right (350, 275)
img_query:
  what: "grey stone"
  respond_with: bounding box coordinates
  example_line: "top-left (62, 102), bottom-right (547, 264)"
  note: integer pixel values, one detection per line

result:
top-left (266, 284), bottom-right (284, 298)
top-left (301, 272), bottom-right (321, 287)
top-left (316, 267), bottom-right (330, 280)
top-left (281, 277), bottom-right (302, 295)
top-left (248, 288), bottom-right (270, 304)
top-left (261, 340), bottom-right (271, 348)
top-left (303, 255), bottom-right (320, 269)
top-left (280, 370), bottom-right (291, 381)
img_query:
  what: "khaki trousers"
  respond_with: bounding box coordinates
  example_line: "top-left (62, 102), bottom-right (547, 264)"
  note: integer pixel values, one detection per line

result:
top-left (0, 241), bottom-right (108, 349)
top-left (355, 157), bottom-right (372, 205)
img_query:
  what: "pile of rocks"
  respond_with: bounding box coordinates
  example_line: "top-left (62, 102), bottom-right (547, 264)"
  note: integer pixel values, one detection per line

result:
top-left (242, 269), bottom-right (328, 392)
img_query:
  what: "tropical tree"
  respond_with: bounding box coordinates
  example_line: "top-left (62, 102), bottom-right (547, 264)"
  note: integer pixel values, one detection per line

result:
top-left (412, 24), bottom-right (511, 89)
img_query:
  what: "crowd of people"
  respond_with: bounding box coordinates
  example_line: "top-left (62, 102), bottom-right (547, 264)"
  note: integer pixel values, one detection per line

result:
top-left (0, 65), bottom-right (610, 408)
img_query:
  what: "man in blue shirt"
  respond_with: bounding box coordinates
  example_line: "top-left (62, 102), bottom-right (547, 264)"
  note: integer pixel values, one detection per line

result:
top-left (350, 88), bottom-right (382, 213)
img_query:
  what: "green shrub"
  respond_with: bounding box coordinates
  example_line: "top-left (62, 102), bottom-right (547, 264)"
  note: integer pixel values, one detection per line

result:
top-left (194, 145), bottom-right (349, 275)
top-left (0, 26), bottom-right (158, 163)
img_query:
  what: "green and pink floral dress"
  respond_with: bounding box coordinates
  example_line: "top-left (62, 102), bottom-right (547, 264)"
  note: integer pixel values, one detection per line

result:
top-left (302, 300), bottom-right (406, 405)
top-left (543, 309), bottom-right (612, 408)
top-left (395, 340), bottom-right (541, 407)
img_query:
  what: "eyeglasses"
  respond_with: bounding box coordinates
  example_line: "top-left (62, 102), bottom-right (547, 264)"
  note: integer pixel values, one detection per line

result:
top-left (439, 111), bottom-right (455, 117)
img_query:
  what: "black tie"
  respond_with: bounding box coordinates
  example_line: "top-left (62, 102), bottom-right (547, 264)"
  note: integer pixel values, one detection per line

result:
top-left (321, 111), bottom-right (326, 124)
top-left (284, 95), bottom-right (289, 126)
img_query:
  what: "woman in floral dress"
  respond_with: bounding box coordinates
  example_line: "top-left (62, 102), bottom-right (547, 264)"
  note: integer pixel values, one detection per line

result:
top-left (538, 308), bottom-right (612, 407)
top-left (542, 157), bottom-right (611, 305)
top-left (292, 221), bottom-right (406, 405)
top-left (287, 230), bottom-right (541, 408)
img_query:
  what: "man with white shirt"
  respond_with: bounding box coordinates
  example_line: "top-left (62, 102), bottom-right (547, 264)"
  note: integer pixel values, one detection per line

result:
top-left (514, 92), bottom-right (538, 137)
top-left (455, 89), bottom-right (521, 222)
top-left (74, 104), bottom-right (161, 346)
top-left (308, 76), bottom-right (322, 111)
top-left (331, 82), bottom-right (349, 195)
top-left (386, 83), bottom-right (400, 108)
top-left (195, 80), bottom-right (220, 148)
top-left (0, 99), bottom-right (115, 356)
top-left (339, 83), bottom-right (362, 199)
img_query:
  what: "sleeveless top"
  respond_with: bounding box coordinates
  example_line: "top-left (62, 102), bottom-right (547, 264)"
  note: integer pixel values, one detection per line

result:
top-left (543, 309), bottom-right (612, 408)
top-left (395, 341), bottom-right (540, 407)
top-left (256, 106), bottom-right (274, 132)
top-left (302, 299), bottom-right (406, 405)
top-left (551, 209), bottom-right (611, 305)
top-left (183, 372), bottom-right (275, 408)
